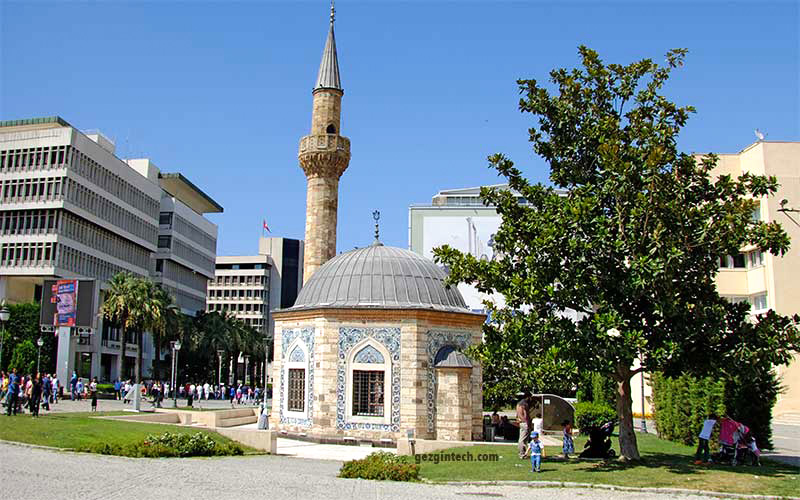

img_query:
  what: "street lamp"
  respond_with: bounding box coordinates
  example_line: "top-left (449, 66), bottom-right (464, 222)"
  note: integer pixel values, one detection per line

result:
top-left (217, 349), bottom-right (224, 386)
top-left (36, 337), bottom-right (44, 375)
top-left (0, 305), bottom-right (9, 370)
top-left (639, 348), bottom-right (648, 433)
top-left (171, 340), bottom-right (182, 408)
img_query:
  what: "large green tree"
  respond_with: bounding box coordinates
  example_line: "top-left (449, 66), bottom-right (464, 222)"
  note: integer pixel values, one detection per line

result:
top-left (434, 47), bottom-right (800, 460)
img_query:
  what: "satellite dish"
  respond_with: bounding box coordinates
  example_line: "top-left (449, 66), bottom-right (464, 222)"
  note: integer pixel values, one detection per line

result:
top-left (754, 129), bottom-right (765, 141)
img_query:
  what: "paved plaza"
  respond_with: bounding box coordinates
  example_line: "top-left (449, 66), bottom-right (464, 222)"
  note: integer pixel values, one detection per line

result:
top-left (0, 441), bottom-right (715, 500)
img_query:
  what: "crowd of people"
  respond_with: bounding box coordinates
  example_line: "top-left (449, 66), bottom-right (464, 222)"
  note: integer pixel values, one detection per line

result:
top-left (115, 379), bottom-right (270, 408)
top-left (2, 368), bottom-right (272, 415)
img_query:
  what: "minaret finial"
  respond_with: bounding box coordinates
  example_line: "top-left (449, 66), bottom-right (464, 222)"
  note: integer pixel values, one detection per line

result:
top-left (372, 210), bottom-right (381, 244)
top-left (330, 0), bottom-right (335, 25)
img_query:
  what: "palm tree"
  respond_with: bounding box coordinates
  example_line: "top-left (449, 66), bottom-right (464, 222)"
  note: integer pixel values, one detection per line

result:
top-left (149, 286), bottom-right (178, 380)
top-left (102, 272), bottom-right (139, 382)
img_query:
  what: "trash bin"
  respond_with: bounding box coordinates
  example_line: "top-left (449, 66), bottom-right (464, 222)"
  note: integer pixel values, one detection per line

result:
top-left (484, 424), bottom-right (495, 442)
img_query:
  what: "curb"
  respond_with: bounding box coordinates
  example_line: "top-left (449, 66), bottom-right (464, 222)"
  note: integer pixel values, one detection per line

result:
top-left (0, 438), bottom-right (74, 453)
top-left (433, 480), bottom-right (799, 500)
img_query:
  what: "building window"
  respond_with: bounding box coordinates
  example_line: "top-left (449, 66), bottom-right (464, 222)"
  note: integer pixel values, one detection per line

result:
top-left (158, 235), bottom-right (171, 249)
top-left (352, 370), bottom-right (384, 417)
top-left (752, 293), bottom-right (768, 311)
top-left (287, 369), bottom-right (305, 412)
top-left (731, 253), bottom-right (746, 269)
top-left (719, 255), bottom-right (730, 269)
top-left (749, 250), bottom-right (764, 268)
top-left (159, 212), bottom-right (173, 226)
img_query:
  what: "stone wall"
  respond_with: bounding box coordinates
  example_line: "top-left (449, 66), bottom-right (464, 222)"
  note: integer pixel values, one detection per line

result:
top-left (434, 367), bottom-right (472, 441)
top-left (271, 308), bottom-right (484, 443)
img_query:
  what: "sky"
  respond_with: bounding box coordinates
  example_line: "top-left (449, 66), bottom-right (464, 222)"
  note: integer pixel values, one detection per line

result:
top-left (2, 0), bottom-right (798, 256)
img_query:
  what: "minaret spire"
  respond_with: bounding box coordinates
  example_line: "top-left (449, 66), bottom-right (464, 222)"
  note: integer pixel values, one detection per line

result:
top-left (298, 0), bottom-right (351, 283)
top-left (315, 0), bottom-right (342, 91)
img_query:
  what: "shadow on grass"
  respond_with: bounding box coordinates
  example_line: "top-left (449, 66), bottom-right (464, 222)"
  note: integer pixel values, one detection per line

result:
top-left (581, 452), bottom-right (798, 478)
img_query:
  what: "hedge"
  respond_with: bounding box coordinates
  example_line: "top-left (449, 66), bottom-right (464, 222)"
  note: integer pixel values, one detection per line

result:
top-left (651, 369), bottom-right (777, 450)
top-left (574, 401), bottom-right (617, 433)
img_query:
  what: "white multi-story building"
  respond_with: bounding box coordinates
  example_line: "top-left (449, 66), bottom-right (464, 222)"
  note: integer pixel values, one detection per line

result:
top-left (207, 237), bottom-right (303, 338)
top-left (0, 116), bottom-right (222, 383)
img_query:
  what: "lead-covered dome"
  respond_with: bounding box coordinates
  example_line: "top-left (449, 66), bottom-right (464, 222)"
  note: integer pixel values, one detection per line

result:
top-left (290, 243), bottom-right (468, 312)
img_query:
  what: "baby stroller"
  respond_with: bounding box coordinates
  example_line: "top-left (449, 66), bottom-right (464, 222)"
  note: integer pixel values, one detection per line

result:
top-left (579, 420), bottom-right (617, 459)
top-left (713, 417), bottom-right (749, 465)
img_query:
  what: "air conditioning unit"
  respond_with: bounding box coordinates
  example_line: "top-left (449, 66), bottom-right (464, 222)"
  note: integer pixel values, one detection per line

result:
top-left (76, 327), bottom-right (93, 335)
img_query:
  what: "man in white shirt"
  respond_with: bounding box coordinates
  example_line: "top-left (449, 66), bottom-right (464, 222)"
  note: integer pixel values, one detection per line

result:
top-left (203, 382), bottom-right (210, 400)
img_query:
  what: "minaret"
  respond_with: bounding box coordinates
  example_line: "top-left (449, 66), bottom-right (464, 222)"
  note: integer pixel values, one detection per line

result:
top-left (299, 0), bottom-right (351, 283)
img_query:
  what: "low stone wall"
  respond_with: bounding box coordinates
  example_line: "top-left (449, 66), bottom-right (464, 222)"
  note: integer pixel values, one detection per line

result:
top-left (216, 428), bottom-right (277, 454)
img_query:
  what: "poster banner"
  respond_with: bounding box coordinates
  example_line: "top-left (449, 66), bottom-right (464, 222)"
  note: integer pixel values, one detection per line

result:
top-left (51, 279), bottom-right (78, 326)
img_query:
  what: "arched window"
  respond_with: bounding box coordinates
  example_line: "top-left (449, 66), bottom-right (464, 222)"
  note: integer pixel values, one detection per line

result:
top-left (347, 341), bottom-right (391, 424)
top-left (284, 339), bottom-right (309, 416)
top-left (326, 124), bottom-right (336, 134)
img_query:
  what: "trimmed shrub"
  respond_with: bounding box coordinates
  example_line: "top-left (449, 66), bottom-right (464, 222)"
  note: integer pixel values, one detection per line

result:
top-left (78, 432), bottom-right (244, 458)
top-left (339, 451), bottom-right (419, 481)
top-left (574, 401), bottom-right (617, 433)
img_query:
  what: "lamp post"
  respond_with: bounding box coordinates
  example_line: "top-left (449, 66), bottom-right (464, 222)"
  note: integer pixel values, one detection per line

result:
top-left (217, 349), bottom-right (224, 386)
top-left (0, 305), bottom-right (9, 370)
top-left (639, 348), bottom-right (648, 433)
top-left (171, 340), bottom-right (181, 408)
top-left (36, 337), bottom-right (44, 375)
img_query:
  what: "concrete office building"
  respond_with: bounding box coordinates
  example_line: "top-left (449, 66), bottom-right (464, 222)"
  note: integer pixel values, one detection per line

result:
top-left (0, 116), bottom-right (222, 383)
top-left (206, 236), bottom-right (303, 352)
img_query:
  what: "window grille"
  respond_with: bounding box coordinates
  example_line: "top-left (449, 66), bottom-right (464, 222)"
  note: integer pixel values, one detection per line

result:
top-left (352, 370), bottom-right (384, 417)
top-left (287, 368), bottom-right (305, 412)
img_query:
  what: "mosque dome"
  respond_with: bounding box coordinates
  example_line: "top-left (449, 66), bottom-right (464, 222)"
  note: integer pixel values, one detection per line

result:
top-left (290, 242), bottom-right (469, 312)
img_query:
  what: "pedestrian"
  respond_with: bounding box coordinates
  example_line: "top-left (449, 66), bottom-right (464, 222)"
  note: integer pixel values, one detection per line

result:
top-left (203, 382), bottom-right (210, 400)
top-left (229, 386), bottom-right (236, 407)
top-left (51, 374), bottom-right (59, 404)
top-left (151, 381), bottom-right (160, 408)
top-left (532, 412), bottom-right (543, 437)
top-left (562, 420), bottom-right (574, 459)
top-left (70, 371), bottom-right (78, 400)
top-left (41, 374), bottom-right (51, 412)
top-left (90, 377), bottom-right (98, 412)
top-left (30, 375), bottom-right (42, 417)
top-left (5, 369), bottom-right (19, 416)
top-left (123, 380), bottom-right (131, 404)
top-left (694, 413), bottom-right (717, 464)
top-left (516, 391), bottom-right (533, 459)
top-left (75, 378), bottom-right (84, 400)
top-left (529, 432), bottom-right (545, 472)
top-left (113, 379), bottom-right (121, 400)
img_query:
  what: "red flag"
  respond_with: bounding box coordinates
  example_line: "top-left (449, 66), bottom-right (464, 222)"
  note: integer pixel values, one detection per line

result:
top-left (263, 219), bottom-right (271, 233)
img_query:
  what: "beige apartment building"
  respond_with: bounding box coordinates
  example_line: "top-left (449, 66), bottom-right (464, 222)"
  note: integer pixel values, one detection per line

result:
top-left (206, 237), bottom-right (303, 382)
top-left (0, 116), bottom-right (221, 384)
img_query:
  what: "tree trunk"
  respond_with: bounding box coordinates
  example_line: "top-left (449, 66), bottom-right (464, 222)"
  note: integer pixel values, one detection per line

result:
top-left (616, 363), bottom-right (641, 461)
top-left (118, 323), bottom-right (126, 381)
top-left (135, 330), bottom-right (143, 383)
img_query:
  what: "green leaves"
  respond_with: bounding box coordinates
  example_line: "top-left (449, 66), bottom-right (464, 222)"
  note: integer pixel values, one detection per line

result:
top-left (434, 45), bottom-right (799, 458)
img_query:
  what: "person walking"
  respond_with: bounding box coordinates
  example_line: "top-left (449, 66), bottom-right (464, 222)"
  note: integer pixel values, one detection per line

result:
top-left (51, 374), bottom-right (59, 404)
top-left (529, 432), bottom-right (545, 472)
top-left (29, 376), bottom-right (42, 417)
top-left (70, 371), bottom-right (78, 400)
top-left (562, 420), bottom-right (575, 459)
top-left (41, 374), bottom-right (51, 412)
top-left (516, 391), bottom-right (533, 459)
top-left (90, 377), bottom-right (98, 412)
top-left (113, 379), bottom-right (121, 400)
top-left (5, 369), bottom-right (19, 416)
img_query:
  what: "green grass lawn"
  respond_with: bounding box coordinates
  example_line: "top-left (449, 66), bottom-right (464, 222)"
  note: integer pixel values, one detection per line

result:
top-left (418, 433), bottom-right (799, 498)
top-left (0, 412), bottom-right (258, 455)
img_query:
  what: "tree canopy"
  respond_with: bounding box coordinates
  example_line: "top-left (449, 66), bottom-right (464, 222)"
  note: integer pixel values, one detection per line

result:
top-left (434, 46), bottom-right (800, 460)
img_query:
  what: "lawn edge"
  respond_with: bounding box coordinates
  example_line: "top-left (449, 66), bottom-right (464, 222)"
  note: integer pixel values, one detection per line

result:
top-left (429, 480), bottom-right (800, 500)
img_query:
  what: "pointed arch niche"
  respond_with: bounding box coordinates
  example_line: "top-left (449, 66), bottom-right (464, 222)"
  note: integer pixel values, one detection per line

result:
top-left (346, 339), bottom-right (392, 425)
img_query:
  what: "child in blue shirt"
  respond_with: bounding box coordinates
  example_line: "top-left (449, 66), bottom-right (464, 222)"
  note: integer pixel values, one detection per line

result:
top-left (529, 432), bottom-right (545, 472)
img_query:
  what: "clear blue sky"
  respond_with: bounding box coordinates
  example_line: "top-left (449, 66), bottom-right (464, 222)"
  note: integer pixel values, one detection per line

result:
top-left (2, 1), bottom-right (798, 256)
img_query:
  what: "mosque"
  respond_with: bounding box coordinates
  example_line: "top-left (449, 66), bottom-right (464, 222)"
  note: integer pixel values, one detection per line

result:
top-left (269, 3), bottom-right (485, 444)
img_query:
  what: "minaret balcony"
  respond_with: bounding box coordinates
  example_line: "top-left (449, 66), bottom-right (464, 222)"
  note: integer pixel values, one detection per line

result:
top-left (299, 134), bottom-right (350, 156)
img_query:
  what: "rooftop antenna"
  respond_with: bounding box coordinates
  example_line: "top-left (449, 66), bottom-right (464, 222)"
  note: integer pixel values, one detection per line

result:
top-left (754, 129), bottom-right (766, 142)
top-left (372, 210), bottom-right (381, 244)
